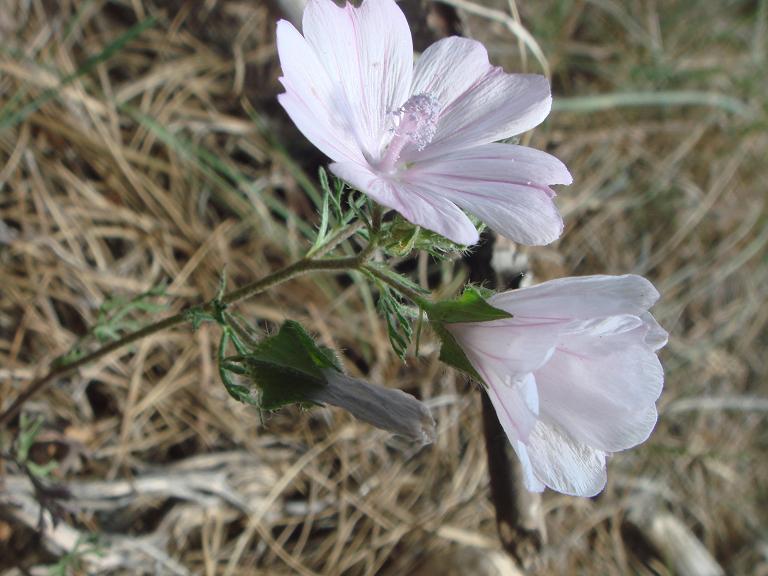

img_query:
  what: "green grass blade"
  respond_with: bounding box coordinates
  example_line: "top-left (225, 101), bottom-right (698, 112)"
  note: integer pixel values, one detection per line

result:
top-left (0, 16), bottom-right (157, 133)
top-left (553, 91), bottom-right (754, 118)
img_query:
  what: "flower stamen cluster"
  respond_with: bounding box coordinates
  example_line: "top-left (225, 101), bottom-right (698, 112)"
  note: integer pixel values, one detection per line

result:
top-left (380, 93), bottom-right (440, 171)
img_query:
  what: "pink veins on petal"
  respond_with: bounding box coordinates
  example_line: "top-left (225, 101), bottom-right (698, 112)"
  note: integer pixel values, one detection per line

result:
top-left (276, 0), bottom-right (572, 246)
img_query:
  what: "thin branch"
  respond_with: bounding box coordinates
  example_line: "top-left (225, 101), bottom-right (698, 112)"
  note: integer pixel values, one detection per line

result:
top-left (0, 229), bottom-right (372, 428)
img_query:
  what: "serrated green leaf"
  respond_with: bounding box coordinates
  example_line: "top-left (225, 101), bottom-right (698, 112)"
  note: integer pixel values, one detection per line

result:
top-left (331, 177), bottom-right (346, 222)
top-left (365, 262), bottom-right (428, 296)
top-left (318, 166), bottom-right (331, 196)
top-left (90, 284), bottom-right (170, 343)
top-left (347, 191), bottom-right (371, 229)
top-left (363, 264), bottom-right (426, 360)
top-left (309, 182), bottom-right (331, 254)
top-left (378, 289), bottom-right (413, 360)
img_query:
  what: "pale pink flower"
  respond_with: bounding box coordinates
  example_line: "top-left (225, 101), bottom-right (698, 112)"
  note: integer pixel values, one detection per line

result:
top-left (446, 275), bottom-right (667, 496)
top-left (276, 0), bottom-right (571, 246)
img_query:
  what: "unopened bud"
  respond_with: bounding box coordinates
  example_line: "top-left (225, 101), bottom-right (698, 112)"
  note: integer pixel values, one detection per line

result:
top-left (308, 370), bottom-right (436, 445)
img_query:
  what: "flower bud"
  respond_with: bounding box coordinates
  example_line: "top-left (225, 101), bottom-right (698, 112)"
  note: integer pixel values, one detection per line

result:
top-left (308, 370), bottom-right (436, 445)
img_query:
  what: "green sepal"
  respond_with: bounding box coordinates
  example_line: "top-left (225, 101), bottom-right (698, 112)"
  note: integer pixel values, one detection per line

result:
top-left (380, 218), bottom-right (420, 257)
top-left (426, 286), bottom-right (512, 324)
top-left (218, 328), bottom-right (259, 405)
top-left (237, 320), bottom-right (341, 410)
top-left (431, 322), bottom-right (482, 381)
top-left (426, 287), bottom-right (512, 383)
top-left (379, 216), bottom-right (474, 259)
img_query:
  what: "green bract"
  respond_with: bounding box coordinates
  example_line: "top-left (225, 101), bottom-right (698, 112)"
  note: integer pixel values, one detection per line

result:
top-left (426, 287), bottom-right (512, 382)
top-left (229, 320), bottom-right (342, 410)
top-left (380, 216), bottom-right (474, 259)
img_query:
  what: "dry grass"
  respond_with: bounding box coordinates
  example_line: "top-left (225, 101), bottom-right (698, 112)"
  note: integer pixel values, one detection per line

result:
top-left (1, 0), bottom-right (766, 574)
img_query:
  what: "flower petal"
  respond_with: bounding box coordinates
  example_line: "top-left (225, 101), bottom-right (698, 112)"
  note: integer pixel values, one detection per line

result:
top-left (447, 319), bottom-right (559, 376)
top-left (402, 154), bottom-right (564, 245)
top-left (302, 0), bottom-right (413, 161)
top-left (411, 36), bottom-right (494, 118)
top-left (534, 342), bottom-right (663, 452)
top-left (513, 441), bottom-right (546, 492)
top-left (640, 311), bottom-right (669, 351)
top-left (526, 419), bottom-right (608, 497)
top-left (407, 41), bottom-right (551, 160)
top-left (555, 330), bottom-right (665, 409)
top-left (330, 162), bottom-right (479, 245)
top-left (489, 275), bottom-right (662, 319)
top-left (559, 314), bottom-right (649, 355)
top-left (276, 20), bottom-right (366, 164)
top-left (484, 373), bottom-right (540, 443)
top-left (403, 143), bottom-right (571, 244)
top-left (412, 143), bottom-right (572, 185)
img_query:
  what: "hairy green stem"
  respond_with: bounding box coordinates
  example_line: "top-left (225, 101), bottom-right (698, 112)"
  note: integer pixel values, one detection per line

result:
top-left (0, 222), bottom-right (375, 428)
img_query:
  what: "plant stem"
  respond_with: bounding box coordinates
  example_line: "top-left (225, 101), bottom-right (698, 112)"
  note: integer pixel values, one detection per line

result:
top-left (220, 255), bottom-right (359, 306)
top-left (0, 230), bottom-right (372, 428)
